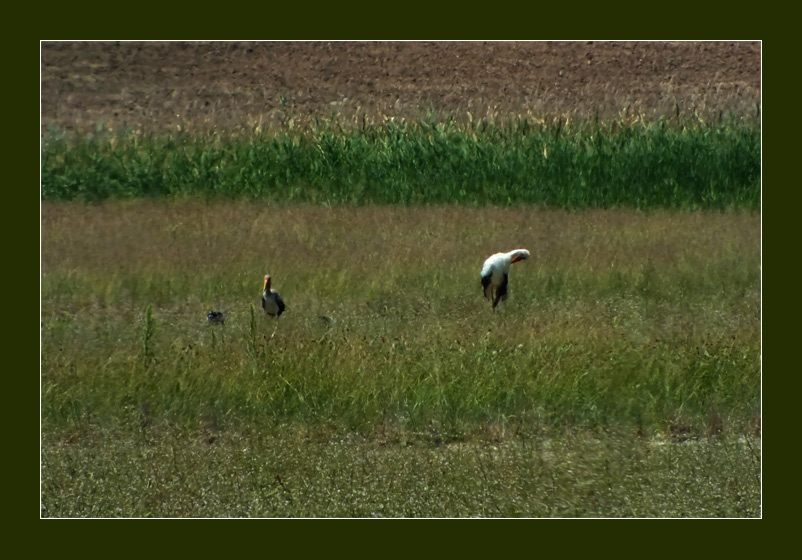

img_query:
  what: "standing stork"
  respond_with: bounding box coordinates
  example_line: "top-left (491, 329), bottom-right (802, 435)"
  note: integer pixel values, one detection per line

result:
top-left (480, 249), bottom-right (530, 309)
top-left (262, 275), bottom-right (286, 317)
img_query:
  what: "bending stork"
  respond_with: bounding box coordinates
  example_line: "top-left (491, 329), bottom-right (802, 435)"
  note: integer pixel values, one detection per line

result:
top-left (262, 275), bottom-right (286, 317)
top-left (480, 249), bottom-right (530, 309)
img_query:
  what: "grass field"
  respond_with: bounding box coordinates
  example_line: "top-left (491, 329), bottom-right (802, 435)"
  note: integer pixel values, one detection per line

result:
top-left (40, 201), bottom-right (761, 517)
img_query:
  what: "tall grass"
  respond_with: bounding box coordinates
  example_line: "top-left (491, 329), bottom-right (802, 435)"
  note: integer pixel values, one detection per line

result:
top-left (41, 203), bottom-right (760, 437)
top-left (41, 116), bottom-right (760, 209)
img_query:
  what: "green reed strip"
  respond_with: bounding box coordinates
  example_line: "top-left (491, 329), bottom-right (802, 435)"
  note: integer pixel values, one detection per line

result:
top-left (42, 117), bottom-right (760, 208)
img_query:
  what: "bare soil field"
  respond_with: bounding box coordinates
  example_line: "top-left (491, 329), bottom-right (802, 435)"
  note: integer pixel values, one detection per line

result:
top-left (41, 41), bottom-right (761, 134)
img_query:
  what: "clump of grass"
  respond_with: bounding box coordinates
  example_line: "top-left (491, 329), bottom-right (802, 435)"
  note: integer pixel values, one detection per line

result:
top-left (141, 303), bottom-right (155, 370)
top-left (41, 115), bottom-right (760, 209)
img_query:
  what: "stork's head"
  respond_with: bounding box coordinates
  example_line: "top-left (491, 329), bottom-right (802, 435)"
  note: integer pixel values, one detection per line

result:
top-left (263, 275), bottom-right (272, 292)
top-left (509, 249), bottom-right (531, 264)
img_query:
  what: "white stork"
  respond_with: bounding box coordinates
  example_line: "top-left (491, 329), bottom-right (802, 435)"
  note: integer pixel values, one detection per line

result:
top-left (480, 249), bottom-right (530, 309)
top-left (262, 275), bottom-right (286, 317)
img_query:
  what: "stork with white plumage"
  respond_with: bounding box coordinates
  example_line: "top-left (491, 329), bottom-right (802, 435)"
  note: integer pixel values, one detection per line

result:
top-left (262, 274), bottom-right (286, 317)
top-left (480, 249), bottom-right (530, 309)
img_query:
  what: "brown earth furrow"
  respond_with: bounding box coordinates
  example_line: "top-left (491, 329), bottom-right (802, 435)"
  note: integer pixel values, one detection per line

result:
top-left (41, 41), bottom-right (761, 134)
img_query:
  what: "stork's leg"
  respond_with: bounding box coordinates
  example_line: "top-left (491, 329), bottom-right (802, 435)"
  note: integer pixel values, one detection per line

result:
top-left (493, 274), bottom-right (509, 308)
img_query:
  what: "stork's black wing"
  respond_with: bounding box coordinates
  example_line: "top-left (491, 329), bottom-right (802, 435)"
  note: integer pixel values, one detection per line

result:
top-left (481, 273), bottom-right (492, 299)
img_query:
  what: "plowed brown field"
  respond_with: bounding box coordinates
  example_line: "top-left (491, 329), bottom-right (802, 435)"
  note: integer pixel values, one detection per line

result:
top-left (41, 41), bottom-right (760, 134)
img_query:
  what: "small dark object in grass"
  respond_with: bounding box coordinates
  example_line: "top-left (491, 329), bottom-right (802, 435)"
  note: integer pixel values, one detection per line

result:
top-left (207, 311), bottom-right (225, 325)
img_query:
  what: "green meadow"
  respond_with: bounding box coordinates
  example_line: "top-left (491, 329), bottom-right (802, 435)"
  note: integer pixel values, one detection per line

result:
top-left (41, 198), bottom-right (760, 517)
